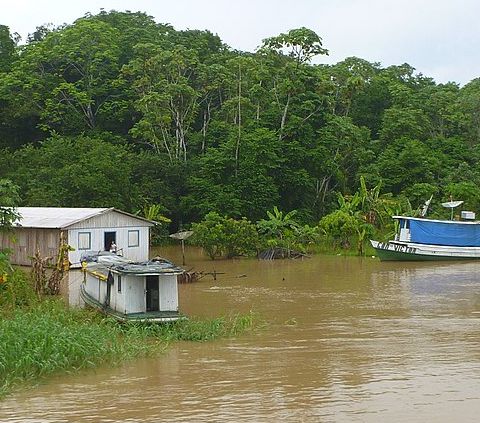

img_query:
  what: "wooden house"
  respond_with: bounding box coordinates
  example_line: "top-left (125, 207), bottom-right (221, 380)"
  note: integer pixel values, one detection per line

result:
top-left (0, 207), bottom-right (154, 267)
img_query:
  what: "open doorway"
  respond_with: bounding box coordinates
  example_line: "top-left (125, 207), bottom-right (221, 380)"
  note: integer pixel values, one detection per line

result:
top-left (104, 232), bottom-right (116, 251)
top-left (146, 276), bottom-right (159, 311)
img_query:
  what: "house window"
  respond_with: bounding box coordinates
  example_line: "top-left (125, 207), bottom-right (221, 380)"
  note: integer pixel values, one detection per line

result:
top-left (128, 230), bottom-right (140, 247)
top-left (78, 232), bottom-right (91, 250)
top-left (117, 275), bottom-right (122, 293)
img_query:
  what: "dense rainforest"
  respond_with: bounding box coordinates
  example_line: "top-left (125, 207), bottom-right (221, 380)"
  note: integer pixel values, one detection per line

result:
top-left (1, 10), bottom-right (480, 244)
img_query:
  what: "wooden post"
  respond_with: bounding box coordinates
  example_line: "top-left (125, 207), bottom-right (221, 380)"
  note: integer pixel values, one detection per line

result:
top-left (169, 231), bottom-right (193, 267)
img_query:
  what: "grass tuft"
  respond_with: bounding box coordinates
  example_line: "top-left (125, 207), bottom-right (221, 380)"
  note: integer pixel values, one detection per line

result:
top-left (122, 311), bottom-right (258, 342)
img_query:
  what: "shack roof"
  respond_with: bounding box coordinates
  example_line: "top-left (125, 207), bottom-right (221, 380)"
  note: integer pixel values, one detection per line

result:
top-left (83, 252), bottom-right (184, 276)
top-left (13, 207), bottom-right (155, 229)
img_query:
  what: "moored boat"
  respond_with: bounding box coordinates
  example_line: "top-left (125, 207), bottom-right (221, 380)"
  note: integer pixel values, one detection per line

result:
top-left (371, 211), bottom-right (480, 261)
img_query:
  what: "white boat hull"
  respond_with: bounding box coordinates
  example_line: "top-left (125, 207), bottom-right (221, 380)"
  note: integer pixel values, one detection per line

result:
top-left (370, 240), bottom-right (480, 261)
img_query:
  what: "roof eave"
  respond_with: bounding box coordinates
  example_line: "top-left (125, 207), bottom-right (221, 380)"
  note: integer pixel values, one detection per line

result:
top-left (62, 208), bottom-right (155, 228)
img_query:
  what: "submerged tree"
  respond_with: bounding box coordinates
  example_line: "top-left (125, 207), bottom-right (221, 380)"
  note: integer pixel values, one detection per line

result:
top-left (190, 212), bottom-right (258, 259)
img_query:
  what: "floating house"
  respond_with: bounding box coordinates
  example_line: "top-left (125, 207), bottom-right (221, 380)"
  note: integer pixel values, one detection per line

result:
top-left (80, 252), bottom-right (184, 322)
top-left (1, 207), bottom-right (154, 267)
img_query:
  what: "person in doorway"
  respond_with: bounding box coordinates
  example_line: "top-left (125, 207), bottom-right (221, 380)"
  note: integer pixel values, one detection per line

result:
top-left (109, 241), bottom-right (117, 253)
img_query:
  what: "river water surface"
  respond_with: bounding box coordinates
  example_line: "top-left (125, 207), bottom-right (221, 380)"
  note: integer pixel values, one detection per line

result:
top-left (2, 248), bottom-right (480, 422)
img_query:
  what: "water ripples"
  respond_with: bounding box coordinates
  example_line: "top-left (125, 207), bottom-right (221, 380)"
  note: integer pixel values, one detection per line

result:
top-left (3, 257), bottom-right (480, 421)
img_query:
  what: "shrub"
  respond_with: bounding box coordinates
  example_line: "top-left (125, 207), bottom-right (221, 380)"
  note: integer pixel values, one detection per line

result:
top-left (190, 212), bottom-right (258, 259)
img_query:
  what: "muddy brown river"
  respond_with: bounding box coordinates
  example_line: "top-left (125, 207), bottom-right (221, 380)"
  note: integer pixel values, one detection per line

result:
top-left (2, 247), bottom-right (480, 422)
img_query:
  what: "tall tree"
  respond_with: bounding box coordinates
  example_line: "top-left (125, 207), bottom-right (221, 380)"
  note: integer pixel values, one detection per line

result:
top-left (1, 19), bottom-right (122, 135)
top-left (0, 25), bottom-right (18, 73)
top-left (259, 28), bottom-right (329, 142)
top-left (126, 44), bottom-right (201, 162)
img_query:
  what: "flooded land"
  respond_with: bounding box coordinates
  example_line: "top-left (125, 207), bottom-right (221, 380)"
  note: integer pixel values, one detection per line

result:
top-left (1, 248), bottom-right (480, 422)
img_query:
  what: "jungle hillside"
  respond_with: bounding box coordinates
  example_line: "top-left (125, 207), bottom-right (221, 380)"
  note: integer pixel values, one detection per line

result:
top-left (1, 10), bottom-right (480, 246)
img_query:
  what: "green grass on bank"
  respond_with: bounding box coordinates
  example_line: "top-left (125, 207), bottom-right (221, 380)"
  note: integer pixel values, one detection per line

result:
top-left (125, 311), bottom-right (258, 342)
top-left (0, 299), bottom-right (259, 397)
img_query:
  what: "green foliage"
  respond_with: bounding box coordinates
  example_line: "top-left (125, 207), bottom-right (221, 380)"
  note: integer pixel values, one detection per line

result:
top-left (6, 136), bottom-right (137, 209)
top-left (0, 25), bottom-right (18, 73)
top-left (256, 207), bottom-right (319, 253)
top-left (402, 183), bottom-right (439, 213)
top-left (257, 206), bottom-right (299, 239)
top-left (319, 209), bottom-right (363, 249)
top-left (0, 179), bottom-right (20, 231)
top-left (125, 311), bottom-right (258, 342)
top-left (0, 251), bottom-right (37, 312)
top-left (0, 287), bottom-right (259, 397)
top-left (371, 138), bottom-right (442, 194)
top-left (260, 27), bottom-right (328, 64)
top-left (1, 9), bottom-right (480, 245)
top-left (137, 203), bottom-right (172, 245)
top-left (191, 212), bottom-right (258, 259)
top-left (125, 44), bottom-right (200, 162)
top-left (445, 182), bottom-right (480, 212)
top-left (319, 178), bottom-right (392, 253)
top-left (379, 106), bottom-right (429, 144)
top-left (357, 176), bottom-right (395, 227)
top-left (0, 300), bottom-right (145, 396)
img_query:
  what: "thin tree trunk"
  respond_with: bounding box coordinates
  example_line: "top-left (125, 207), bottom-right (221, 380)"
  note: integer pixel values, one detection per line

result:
top-left (279, 93), bottom-right (290, 141)
top-left (201, 100), bottom-right (211, 154)
top-left (235, 63), bottom-right (242, 177)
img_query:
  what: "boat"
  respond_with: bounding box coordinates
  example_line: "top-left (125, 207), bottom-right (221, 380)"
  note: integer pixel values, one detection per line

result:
top-left (371, 201), bottom-right (480, 261)
top-left (80, 252), bottom-right (185, 322)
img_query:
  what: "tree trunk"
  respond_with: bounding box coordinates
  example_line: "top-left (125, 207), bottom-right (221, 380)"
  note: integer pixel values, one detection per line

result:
top-left (279, 93), bottom-right (290, 141)
top-left (201, 100), bottom-right (211, 154)
top-left (235, 63), bottom-right (242, 177)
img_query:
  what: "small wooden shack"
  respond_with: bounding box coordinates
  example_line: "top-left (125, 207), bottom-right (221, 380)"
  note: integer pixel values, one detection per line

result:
top-left (81, 253), bottom-right (184, 322)
top-left (0, 207), bottom-right (154, 267)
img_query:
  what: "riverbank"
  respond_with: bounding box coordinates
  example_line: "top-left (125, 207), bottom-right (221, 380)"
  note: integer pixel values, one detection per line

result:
top-left (0, 298), bottom-right (258, 398)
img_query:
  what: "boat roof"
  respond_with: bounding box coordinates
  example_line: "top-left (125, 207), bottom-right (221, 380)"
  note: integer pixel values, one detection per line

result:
top-left (393, 216), bottom-right (480, 224)
top-left (82, 252), bottom-right (184, 276)
top-left (11, 207), bottom-right (154, 229)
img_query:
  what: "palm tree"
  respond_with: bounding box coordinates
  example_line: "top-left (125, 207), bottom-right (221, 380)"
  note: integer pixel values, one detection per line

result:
top-left (137, 204), bottom-right (171, 245)
top-left (257, 206), bottom-right (299, 241)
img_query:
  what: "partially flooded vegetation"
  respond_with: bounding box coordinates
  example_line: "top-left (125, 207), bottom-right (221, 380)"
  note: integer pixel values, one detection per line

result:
top-left (0, 261), bottom-right (259, 398)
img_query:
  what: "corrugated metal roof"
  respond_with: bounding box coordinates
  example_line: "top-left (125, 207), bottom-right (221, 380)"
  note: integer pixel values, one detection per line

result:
top-left (14, 207), bottom-right (110, 229)
top-left (13, 207), bottom-right (155, 229)
top-left (83, 252), bottom-right (184, 275)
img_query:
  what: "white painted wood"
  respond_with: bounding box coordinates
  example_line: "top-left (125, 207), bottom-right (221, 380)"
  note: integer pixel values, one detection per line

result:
top-left (65, 270), bottom-right (84, 307)
top-left (68, 226), bottom-right (150, 265)
top-left (68, 210), bottom-right (152, 229)
top-left (159, 275), bottom-right (179, 311)
top-left (113, 274), bottom-right (126, 314)
top-left (100, 277), bottom-right (107, 304)
top-left (82, 263), bottom-right (180, 317)
top-left (85, 274), bottom-right (98, 298)
top-left (126, 277), bottom-right (146, 313)
top-left (371, 239), bottom-right (480, 259)
top-left (7, 208), bottom-right (153, 267)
